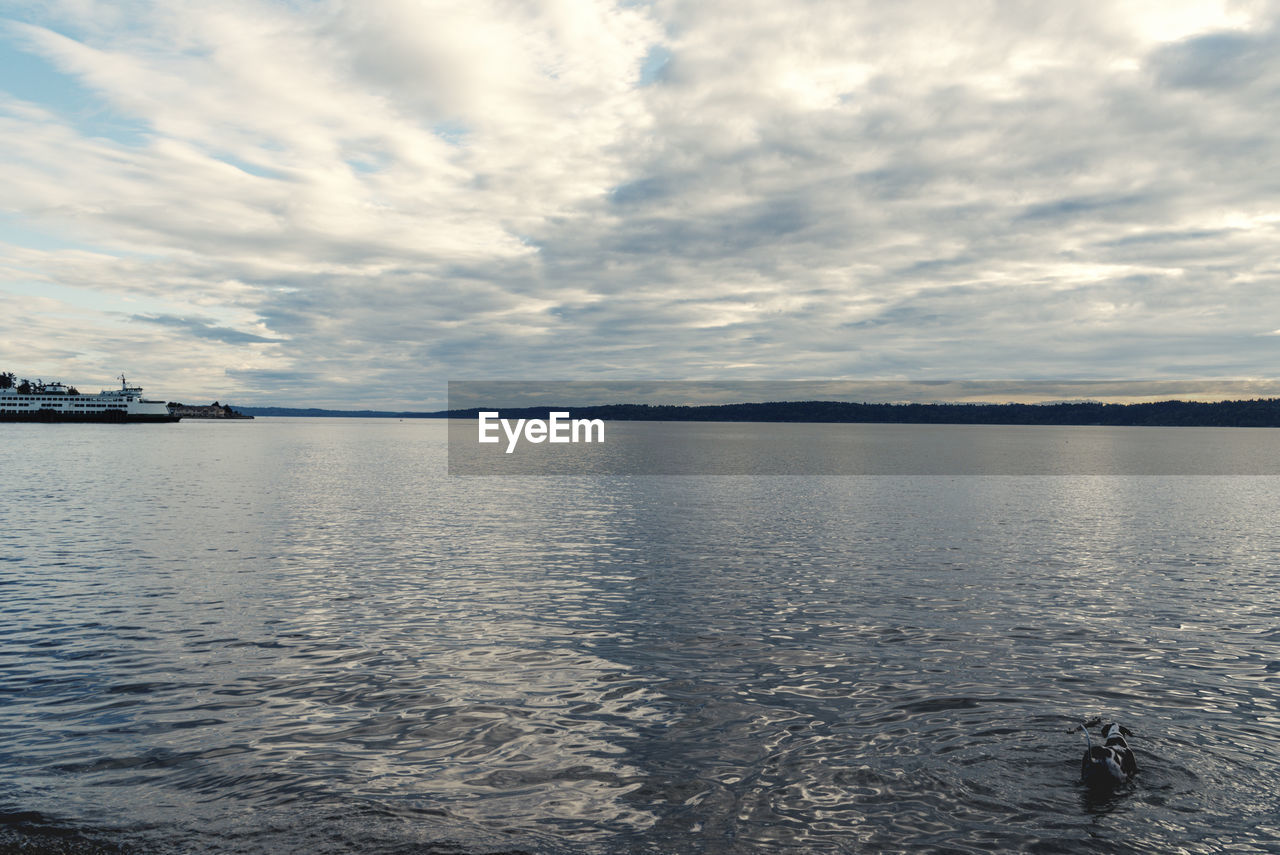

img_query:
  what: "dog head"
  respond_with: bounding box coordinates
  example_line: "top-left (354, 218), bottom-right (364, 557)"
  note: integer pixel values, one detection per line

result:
top-left (1102, 722), bottom-right (1131, 747)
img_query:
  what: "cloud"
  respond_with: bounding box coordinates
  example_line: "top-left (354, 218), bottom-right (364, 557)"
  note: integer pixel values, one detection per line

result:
top-left (0, 0), bottom-right (1279, 407)
top-left (131, 313), bottom-right (283, 344)
top-left (1149, 30), bottom-right (1277, 90)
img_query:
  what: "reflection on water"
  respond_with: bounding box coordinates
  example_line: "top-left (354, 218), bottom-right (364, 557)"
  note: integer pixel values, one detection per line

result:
top-left (2, 419), bottom-right (1280, 853)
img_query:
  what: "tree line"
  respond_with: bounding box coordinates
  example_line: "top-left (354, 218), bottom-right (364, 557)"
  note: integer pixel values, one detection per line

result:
top-left (439, 398), bottom-right (1280, 427)
top-left (1, 372), bottom-right (79, 395)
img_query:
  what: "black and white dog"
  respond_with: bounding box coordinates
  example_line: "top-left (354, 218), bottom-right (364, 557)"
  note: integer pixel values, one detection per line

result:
top-left (1076, 718), bottom-right (1137, 788)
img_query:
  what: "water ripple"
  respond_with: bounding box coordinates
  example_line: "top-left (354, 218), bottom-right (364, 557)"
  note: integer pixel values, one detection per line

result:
top-left (2, 422), bottom-right (1280, 853)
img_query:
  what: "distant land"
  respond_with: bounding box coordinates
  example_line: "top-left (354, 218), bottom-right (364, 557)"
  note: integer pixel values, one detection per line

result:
top-left (168, 402), bottom-right (254, 419)
top-left (238, 398), bottom-right (1280, 427)
top-left (239, 407), bottom-right (444, 418)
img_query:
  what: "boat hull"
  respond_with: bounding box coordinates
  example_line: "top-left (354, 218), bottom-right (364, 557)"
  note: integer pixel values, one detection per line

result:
top-left (0, 410), bottom-right (180, 423)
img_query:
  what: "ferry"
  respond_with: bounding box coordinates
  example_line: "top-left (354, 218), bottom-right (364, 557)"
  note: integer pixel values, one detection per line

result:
top-left (0, 375), bottom-right (180, 423)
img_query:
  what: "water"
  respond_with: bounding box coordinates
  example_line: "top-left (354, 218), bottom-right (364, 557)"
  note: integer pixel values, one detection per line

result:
top-left (2, 419), bottom-right (1280, 853)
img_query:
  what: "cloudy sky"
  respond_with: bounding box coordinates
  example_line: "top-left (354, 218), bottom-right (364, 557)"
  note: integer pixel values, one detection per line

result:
top-left (2, 0), bottom-right (1279, 408)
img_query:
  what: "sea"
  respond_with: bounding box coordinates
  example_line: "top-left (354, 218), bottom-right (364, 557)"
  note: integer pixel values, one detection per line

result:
top-left (2, 418), bottom-right (1279, 854)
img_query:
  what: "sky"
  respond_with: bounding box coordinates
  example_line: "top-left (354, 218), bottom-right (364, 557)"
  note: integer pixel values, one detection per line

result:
top-left (2, 0), bottom-right (1279, 409)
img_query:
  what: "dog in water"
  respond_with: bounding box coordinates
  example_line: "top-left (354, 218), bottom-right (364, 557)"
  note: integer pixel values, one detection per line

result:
top-left (1076, 718), bottom-right (1137, 788)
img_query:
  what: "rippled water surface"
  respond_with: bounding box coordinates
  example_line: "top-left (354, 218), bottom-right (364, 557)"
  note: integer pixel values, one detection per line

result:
top-left (3, 419), bottom-right (1280, 853)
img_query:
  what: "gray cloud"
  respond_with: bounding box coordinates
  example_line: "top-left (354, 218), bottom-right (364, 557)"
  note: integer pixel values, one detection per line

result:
top-left (132, 313), bottom-right (283, 344)
top-left (1149, 30), bottom-right (1276, 89)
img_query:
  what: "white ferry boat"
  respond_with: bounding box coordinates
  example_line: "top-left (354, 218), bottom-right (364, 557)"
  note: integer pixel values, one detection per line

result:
top-left (0, 375), bottom-right (179, 422)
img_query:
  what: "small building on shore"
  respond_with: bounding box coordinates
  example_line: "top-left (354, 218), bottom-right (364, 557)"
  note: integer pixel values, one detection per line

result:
top-left (167, 402), bottom-right (254, 419)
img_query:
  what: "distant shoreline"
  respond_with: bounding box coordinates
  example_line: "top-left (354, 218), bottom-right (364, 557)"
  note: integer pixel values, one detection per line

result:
top-left (236, 398), bottom-right (1280, 427)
